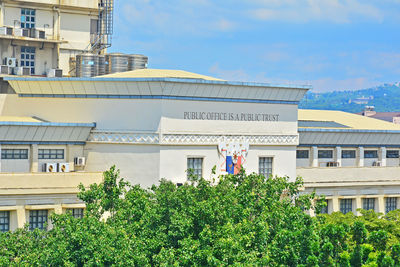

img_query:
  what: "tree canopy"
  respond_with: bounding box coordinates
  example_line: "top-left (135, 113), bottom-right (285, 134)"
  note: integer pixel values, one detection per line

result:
top-left (1, 166), bottom-right (400, 266)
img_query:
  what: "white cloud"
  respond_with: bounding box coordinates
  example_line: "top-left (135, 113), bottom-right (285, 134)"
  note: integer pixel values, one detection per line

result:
top-left (248, 0), bottom-right (384, 23)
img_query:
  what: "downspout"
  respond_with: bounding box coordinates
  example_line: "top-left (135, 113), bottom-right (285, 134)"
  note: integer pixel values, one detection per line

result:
top-left (53, 6), bottom-right (60, 68)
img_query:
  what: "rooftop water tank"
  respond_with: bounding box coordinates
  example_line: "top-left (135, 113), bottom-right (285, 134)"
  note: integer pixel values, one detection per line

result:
top-left (128, 54), bottom-right (148, 71)
top-left (105, 53), bottom-right (129, 74)
top-left (76, 54), bottom-right (99, 77)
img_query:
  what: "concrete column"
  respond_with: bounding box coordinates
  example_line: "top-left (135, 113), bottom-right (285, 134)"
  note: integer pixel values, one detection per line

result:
top-left (66, 145), bottom-right (75, 172)
top-left (0, 144), bottom-right (2, 172)
top-left (379, 147), bottom-right (387, 167)
top-left (335, 146), bottom-right (342, 167)
top-left (311, 146), bottom-right (318, 167)
top-left (377, 196), bottom-right (385, 214)
top-left (16, 206), bottom-right (26, 229)
top-left (54, 205), bottom-right (63, 215)
top-left (332, 196), bottom-right (339, 212)
top-left (355, 197), bottom-right (362, 216)
top-left (357, 147), bottom-right (364, 167)
top-left (30, 144), bottom-right (38, 172)
top-left (0, 2), bottom-right (4, 27)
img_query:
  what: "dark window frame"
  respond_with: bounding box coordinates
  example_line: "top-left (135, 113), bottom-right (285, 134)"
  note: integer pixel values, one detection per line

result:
top-left (259, 157), bottom-right (273, 178)
top-left (1, 149), bottom-right (28, 160)
top-left (296, 150), bottom-right (309, 159)
top-left (0, 211), bottom-right (10, 232)
top-left (364, 150), bottom-right (378, 159)
top-left (318, 150), bottom-right (333, 159)
top-left (387, 150), bottom-right (399, 159)
top-left (67, 208), bottom-right (84, 219)
top-left (187, 157), bottom-right (203, 179)
top-left (342, 150), bottom-right (356, 159)
top-left (363, 198), bottom-right (375, 211)
top-left (340, 199), bottom-right (353, 214)
top-left (29, 210), bottom-right (48, 231)
top-left (386, 197), bottom-right (397, 214)
top-left (21, 8), bottom-right (36, 29)
top-left (20, 46), bottom-right (36, 75)
top-left (38, 149), bottom-right (64, 160)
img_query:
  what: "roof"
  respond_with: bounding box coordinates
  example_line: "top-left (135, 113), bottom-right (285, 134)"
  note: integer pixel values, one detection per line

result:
top-left (0, 116), bottom-right (42, 123)
top-left (98, 68), bottom-right (224, 81)
top-left (299, 109), bottom-right (400, 131)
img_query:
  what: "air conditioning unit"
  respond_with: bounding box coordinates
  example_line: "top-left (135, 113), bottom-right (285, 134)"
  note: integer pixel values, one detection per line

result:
top-left (58, 163), bottom-right (70, 173)
top-left (74, 157), bottom-right (86, 167)
top-left (373, 161), bottom-right (382, 167)
top-left (5, 57), bottom-right (16, 68)
top-left (0, 65), bottom-right (11, 75)
top-left (43, 163), bottom-right (57, 173)
top-left (47, 68), bottom-right (63, 78)
top-left (14, 28), bottom-right (29, 37)
top-left (38, 30), bottom-right (45, 39)
top-left (0, 27), bottom-right (13, 35)
top-left (327, 161), bottom-right (340, 167)
top-left (28, 29), bottom-right (45, 39)
top-left (13, 67), bottom-right (30, 76)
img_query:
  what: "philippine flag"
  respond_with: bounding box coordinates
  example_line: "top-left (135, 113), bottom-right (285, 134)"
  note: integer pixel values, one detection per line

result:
top-left (226, 156), bottom-right (235, 174)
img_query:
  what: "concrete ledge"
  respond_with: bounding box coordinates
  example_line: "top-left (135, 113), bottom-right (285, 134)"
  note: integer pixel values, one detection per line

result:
top-left (0, 172), bottom-right (103, 195)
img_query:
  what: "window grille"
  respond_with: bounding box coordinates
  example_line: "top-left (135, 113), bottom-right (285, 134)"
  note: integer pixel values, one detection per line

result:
top-left (29, 210), bottom-right (48, 231)
top-left (340, 199), bottom-right (353, 214)
top-left (259, 157), bottom-right (273, 178)
top-left (0, 211), bottom-right (10, 232)
top-left (38, 149), bottom-right (64, 160)
top-left (363, 198), bottom-right (375, 211)
top-left (386, 197), bottom-right (397, 214)
top-left (67, 208), bottom-right (84, 219)
top-left (21, 8), bottom-right (36, 29)
top-left (187, 158), bottom-right (203, 179)
top-left (20, 46), bottom-right (36, 75)
top-left (320, 200), bottom-right (328, 214)
top-left (1, 149), bottom-right (28, 159)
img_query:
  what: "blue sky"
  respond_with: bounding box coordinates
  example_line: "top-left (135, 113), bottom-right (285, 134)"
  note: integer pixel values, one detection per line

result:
top-left (110, 0), bottom-right (400, 92)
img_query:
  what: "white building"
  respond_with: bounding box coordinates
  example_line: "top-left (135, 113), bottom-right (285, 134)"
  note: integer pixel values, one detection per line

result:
top-left (297, 109), bottom-right (400, 215)
top-left (0, 0), bottom-right (103, 76)
top-left (0, 69), bottom-right (309, 231)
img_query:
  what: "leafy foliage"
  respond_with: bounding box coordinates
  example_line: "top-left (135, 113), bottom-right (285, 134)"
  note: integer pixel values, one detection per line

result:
top-left (1, 166), bottom-right (400, 266)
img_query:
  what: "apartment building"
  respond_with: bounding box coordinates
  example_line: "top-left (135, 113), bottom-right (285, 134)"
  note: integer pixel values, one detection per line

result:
top-left (0, 0), bottom-right (102, 76)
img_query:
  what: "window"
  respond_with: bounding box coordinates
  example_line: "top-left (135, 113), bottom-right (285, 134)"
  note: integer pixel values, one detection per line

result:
top-left (259, 157), bottom-right (273, 178)
top-left (21, 8), bottom-right (35, 29)
top-left (29, 210), bottom-right (48, 231)
top-left (318, 150), bottom-right (333, 159)
top-left (386, 197), bottom-right (397, 214)
top-left (363, 198), bottom-right (375, 211)
top-left (0, 211), bottom-right (10, 232)
top-left (1, 149), bottom-right (28, 159)
top-left (296, 150), bottom-right (309, 159)
top-left (67, 208), bottom-right (84, 219)
top-left (342, 150), bottom-right (356, 159)
top-left (340, 199), bottom-right (353, 214)
top-left (320, 200), bottom-right (328, 214)
top-left (187, 158), bottom-right (203, 179)
top-left (20, 46), bottom-right (36, 75)
top-left (364, 150), bottom-right (378, 158)
top-left (387, 150), bottom-right (399, 158)
top-left (38, 149), bottom-right (64, 160)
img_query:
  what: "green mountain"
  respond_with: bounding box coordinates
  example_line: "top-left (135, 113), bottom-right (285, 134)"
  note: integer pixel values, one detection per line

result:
top-left (299, 82), bottom-right (400, 113)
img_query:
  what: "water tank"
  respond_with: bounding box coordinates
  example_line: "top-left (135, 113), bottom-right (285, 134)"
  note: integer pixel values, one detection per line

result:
top-left (128, 54), bottom-right (148, 71)
top-left (97, 54), bottom-right (106, 76)
top-left (105, 53), bottom-right (129, 74)
top-left (76, 54), bottom-right (99, 77)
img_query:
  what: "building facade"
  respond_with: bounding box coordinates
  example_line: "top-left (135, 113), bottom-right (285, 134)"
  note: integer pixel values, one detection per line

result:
top-left (0, 0), bottom-right (101, 76)
top-left (297, 110), bottom-right (400, 215)
top-left (0, 69), bottom-right (309, 231)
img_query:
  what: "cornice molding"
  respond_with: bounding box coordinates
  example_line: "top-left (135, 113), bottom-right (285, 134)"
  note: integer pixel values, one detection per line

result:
top-left (87, 131), bottom-right (298, 146)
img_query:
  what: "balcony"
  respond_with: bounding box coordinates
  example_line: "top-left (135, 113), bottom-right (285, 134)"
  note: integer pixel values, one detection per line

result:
top-left (0, 26), bottom-right (67, 44)
top-left (0, 172), bottom-right (103, 195)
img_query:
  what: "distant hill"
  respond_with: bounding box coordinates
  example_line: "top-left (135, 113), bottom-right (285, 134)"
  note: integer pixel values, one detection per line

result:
top-left (299, 82), bottom-right (400, 113)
